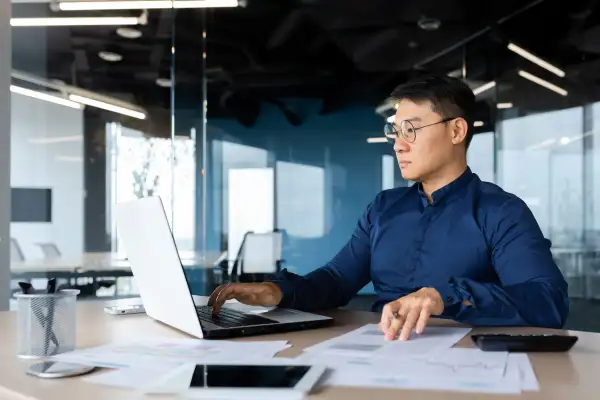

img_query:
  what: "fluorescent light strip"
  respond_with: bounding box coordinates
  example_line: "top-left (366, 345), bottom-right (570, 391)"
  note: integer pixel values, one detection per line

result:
top-left (11, 16), bottom-right (139, 27)
top-left (508, 43), bottom-right (565, 78)
top-left (29, 135), bottom-right (83, 144)
top-left (366, 137), bottom-right (388, 144)
top-left (58, 0), bottom-right (238, 11)
top-left (518, 70), bottom-right (568, 96)
top-left (68, 94), bottom-right (146, 119)
top-left (472, 81), bottom-right (496, 96)
top-left (10, 85), bottom-right (83, 109)
top-left (497, 102), bottom-right (513, 109)
top-left (473, 121), bottom-right (484, 127)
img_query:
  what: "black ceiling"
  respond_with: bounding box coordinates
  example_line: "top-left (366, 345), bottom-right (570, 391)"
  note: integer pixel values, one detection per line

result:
top-left (11, 0), bottom-right (600, 127)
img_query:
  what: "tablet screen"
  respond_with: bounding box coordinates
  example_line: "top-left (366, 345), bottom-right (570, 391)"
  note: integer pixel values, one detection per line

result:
top-left (189, 365), bottom-right (311, 388)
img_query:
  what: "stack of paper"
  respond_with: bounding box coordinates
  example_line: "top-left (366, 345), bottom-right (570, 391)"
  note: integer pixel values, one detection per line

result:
top-left (295, 324), bottom-right (539, 395)
top-left (52, 338), bottom-right (291, 390)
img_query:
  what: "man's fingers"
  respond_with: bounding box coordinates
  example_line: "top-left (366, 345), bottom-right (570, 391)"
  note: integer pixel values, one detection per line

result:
top-left (207, 284), bottom-right (227, 306)
top-left (380, 301), bottom-right (402, 335)
top-left (385, 305), bottom-right (408, 340)
top-left (399, 308), bottom-right (420, 341)
top-left (211, 284), bottom-right (236, 315)
top-left (415, 308), bottom-right (431, 334)
top-left (386, 314), bottom-right (404, 340)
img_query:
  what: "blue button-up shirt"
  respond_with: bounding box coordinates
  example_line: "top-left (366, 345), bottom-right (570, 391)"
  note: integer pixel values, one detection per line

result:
top-left (271, 168), bottom-right (569, 328)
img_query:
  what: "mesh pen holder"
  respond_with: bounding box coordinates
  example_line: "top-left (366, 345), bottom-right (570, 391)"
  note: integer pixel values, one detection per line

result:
top-left (14, 289), bottom-right (80, 359)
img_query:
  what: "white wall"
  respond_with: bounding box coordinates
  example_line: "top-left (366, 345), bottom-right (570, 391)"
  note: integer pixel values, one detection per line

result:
top-left (10, 93), bottom-right (84, 258)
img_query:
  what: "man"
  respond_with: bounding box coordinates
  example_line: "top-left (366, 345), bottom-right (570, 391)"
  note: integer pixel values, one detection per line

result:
top-left (208, 76), bottom-right (569, 341)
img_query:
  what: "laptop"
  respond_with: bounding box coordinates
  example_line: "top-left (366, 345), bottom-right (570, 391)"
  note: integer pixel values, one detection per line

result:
top-left (115, 196), bottom-right (333, 339)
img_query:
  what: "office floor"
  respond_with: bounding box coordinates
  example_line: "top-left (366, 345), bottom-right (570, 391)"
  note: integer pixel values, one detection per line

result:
top-left (344, 295), bottom-right (600, 333)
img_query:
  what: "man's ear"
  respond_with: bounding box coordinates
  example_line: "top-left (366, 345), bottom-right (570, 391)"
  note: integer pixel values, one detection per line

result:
top-left (451, 118), bottom-right (468, 145)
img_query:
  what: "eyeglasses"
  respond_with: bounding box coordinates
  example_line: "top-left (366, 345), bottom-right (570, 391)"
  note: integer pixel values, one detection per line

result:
top-left (384, 117), bottom-right (457, 144)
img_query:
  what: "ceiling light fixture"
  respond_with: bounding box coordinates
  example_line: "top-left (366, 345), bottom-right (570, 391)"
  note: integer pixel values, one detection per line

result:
top-left (10, 85), bottom-right (83, 109)
top-left (58, 0), bottom-right (241, 11)
top-left (29, 136), bottom-right (83, 144)
top-left (497, 102), bottom-right (513, 109)
top-left (366, 137), bottom-right (388, 144)
top-left (518, 70), bottom-right (568, 96)
top-left (99, 51), bottom-right (123, 62)
top-left (508, 43), bottom-right (565, 78)
top-left (11, 16), bottom-right (139, 27)
top-left (472, 81), bottom-right (496, 96)
top-left (68, 94), bottom-right (146, 119)
top-left (155, 78), bottom-right (172, 88)
top-left (473, 121), bottom-right (484, 127)
top-left (116, 27), bottom-right (142, 39)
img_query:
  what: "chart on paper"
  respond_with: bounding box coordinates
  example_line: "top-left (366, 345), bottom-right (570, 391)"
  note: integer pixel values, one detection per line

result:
top-left (303, 324), bottom-right (472, 357)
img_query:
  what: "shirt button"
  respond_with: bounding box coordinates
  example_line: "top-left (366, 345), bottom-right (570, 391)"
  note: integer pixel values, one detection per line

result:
top-left (446, 296), bottom-right (453, 302)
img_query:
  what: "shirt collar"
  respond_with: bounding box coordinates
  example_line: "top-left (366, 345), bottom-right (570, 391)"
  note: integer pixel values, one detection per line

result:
top-left (417, 167), bottom-right (473, 206)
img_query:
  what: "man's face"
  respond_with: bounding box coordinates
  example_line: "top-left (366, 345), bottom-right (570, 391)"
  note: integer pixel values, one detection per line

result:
top-left (392, 99), bottom-right (458, 182)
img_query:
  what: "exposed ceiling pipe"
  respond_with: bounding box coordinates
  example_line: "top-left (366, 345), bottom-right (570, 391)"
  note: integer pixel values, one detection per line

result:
top-left (413, 0), bottom-right (547, 69)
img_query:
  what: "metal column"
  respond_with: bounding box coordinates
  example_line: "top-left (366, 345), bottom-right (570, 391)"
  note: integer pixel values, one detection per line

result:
top-left (0, 0), bottom-right (11, 311)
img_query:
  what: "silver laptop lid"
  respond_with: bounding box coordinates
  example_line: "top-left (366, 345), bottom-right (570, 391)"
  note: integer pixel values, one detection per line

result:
top-left (115, 196), bottom-right (204, 338)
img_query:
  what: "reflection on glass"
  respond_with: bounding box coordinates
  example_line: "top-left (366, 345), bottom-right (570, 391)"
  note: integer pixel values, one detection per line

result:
top-left (108, 124), bottom-right (195, 254)
top-left (227, 168), bottom-right (274, 262)
top-left (467, 132), bottom-right (494, 183)
top-left (10, 87), bottom-right (84, 259)
top-left (276, 161), bottom-right (325, 239)
top-left (381, 155), bottom-right (395, 190)
top-left (498, 107), bottom-right (583, 244)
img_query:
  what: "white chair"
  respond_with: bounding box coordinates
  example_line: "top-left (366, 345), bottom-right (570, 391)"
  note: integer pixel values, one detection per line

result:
top-left (233, 231), bottom-right (283, 282)
top-left (36, 243), bottom-right (61, 259)
top-left (10, 238), bottom-right (25, 262)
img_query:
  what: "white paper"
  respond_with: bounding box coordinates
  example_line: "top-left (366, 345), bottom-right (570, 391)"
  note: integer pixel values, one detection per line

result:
top-left (52, 338), bottom-right (290, 369)
top-left (294, 346), bottom-right (539, 394)
top-left (295, 348), bottom-right (522, 394)
top-left (510, 353), bottom-right (540, 391)
top-left (303, 324), bottom-right (471, 357)
top-left (85, 365), bottom-right (174, 392)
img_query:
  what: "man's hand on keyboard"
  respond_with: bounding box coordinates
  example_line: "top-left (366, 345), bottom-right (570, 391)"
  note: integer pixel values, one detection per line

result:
top-left (208, 283), bottom-right (283, 317)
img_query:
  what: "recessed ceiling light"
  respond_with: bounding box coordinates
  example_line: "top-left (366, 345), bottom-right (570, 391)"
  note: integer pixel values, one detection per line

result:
top-left (474, 121), bottom-right (484, 127)
top-left (418, 16), bottom-right (441, 31)
top-left (99, 51), bottom-right (122, 62)
top-left (156, 78), bottom-right (172, 88)
top-left (497, 102), bottom-right (513, 109)
top-left (116, 27), bottom-right (142, 39)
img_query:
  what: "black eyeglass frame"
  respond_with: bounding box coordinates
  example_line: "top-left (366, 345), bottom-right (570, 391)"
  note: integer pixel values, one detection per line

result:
top-left (384, 116), bottom-right (459, 143)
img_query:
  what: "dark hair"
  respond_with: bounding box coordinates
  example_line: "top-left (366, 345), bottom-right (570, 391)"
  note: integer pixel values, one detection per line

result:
top-left (390, 76), bottom-right (476, 149)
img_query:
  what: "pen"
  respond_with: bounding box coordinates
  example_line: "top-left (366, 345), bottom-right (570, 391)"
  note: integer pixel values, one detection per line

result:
top-left (18, 282), bottom-right (60, 351)
top-left (44, 278), bottom-right (57, 356)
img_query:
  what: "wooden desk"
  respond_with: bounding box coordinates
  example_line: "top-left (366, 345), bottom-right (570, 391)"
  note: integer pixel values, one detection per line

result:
top-left (0, 302), bottom-right (597, 399)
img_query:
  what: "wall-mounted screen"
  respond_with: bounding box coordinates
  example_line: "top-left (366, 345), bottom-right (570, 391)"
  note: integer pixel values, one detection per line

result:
top-left (11, 188), bottom-right (52, 222)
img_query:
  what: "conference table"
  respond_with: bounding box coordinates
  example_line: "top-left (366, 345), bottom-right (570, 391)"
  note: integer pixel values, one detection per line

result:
top-left (0, 302), bottom-right (597, 399)
top-left (10, 251), bottom-right (227, 297)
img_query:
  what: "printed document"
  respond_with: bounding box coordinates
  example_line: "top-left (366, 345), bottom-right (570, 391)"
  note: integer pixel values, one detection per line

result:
top-left (303, 323), bottom-right (471, 357)
top-left (295, 347), bottom-right (539, 394)
top-left (52, 338), bottom-right (290, 369)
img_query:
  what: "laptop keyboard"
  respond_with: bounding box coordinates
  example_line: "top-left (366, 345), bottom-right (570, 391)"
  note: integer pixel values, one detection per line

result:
top-left (195, 306), bottom-right (276, 328)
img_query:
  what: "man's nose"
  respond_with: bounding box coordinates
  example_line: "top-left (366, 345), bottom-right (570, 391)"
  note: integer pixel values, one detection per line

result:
top-left (393, 137), bottom-right (409, 153)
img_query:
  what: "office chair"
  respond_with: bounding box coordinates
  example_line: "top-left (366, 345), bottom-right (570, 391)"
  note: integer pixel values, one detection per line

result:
top-left (231, 230), bottom-right (284, 283)
top-left (36, 243), bottom-right (61, 259)
top-left (10, 238), bottom-right (25, 262)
